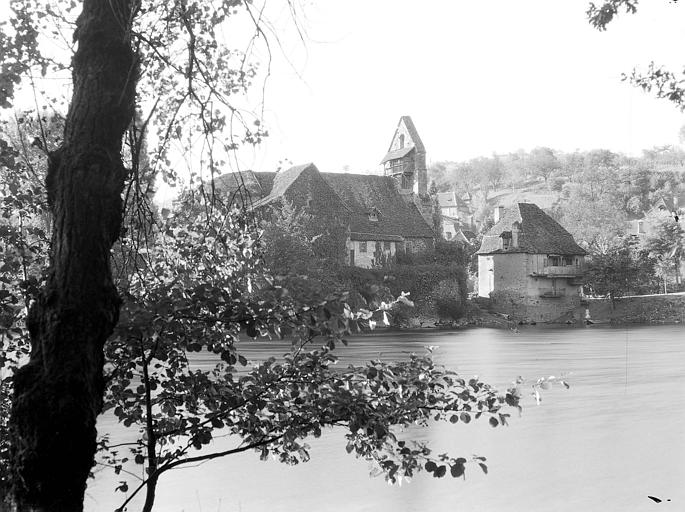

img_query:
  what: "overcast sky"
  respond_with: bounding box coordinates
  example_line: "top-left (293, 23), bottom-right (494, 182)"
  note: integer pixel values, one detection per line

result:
top-left (250, 0), bottom-right (685, 174)
top-left (3, 1), bottom-right (685, 179)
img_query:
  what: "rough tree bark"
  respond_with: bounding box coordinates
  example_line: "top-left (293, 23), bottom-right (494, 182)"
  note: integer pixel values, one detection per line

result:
top-left (8, 1), bottom-right (138, 510)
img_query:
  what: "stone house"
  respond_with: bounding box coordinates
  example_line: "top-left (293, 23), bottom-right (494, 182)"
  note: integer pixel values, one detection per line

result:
top-left (476, 203), bottom-right (586, 322)
top-left (628, 192), bottom-right (685, 237)
top-left (436, 191), bottom-right (475, 241)
top-left (212, 117), bottom-right (436, 268)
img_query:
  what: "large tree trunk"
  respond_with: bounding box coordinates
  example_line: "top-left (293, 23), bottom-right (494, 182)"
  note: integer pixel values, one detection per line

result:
top-left (9, 1), bottom-right (137, 510)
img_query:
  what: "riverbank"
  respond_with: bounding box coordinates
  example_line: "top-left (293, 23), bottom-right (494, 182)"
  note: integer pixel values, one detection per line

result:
top-left (585, 293), bottom-right (685, 325)
top-left (401, 300), bottom-right (518, 330)
top-left (401, 294), bottom-right (685, 331)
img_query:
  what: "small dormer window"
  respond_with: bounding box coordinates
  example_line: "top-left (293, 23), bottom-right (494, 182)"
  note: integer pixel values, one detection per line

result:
top-left (368, 207), bottom-right (380, 222)
top-left (500, 231), bottom-right (512, 250)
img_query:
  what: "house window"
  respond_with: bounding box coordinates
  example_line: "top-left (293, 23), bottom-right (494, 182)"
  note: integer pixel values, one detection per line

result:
top-left (502, 238), bottom-right (510, 250)
top-left (359, 241), bottom-right (367, 253)
top-left (401, 172), bottom-right (412, 189)
top-left (399, 134), bottom-right (405, 149)
top-left (638, 221), bottom-right (645, 234)
top-left (548, 255), bottom-right (561, 266)
top-left (383, 241), bottom-right (391, 251)
top-left (368, 207), bottom-right (379, 222)
top-left (446, 232), bottom-right (452, 240)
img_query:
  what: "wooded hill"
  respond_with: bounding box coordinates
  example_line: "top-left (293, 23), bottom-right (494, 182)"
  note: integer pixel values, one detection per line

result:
top-left (429, 146), bottom-right (685, 249)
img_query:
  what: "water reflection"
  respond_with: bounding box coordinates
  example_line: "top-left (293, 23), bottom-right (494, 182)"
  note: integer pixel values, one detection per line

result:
top-left (87, 325), bottom-right (685, 512)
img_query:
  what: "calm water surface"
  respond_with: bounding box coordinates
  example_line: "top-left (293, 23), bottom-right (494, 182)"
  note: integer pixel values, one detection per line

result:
top-left (86, 325), bottom-right (685, 512)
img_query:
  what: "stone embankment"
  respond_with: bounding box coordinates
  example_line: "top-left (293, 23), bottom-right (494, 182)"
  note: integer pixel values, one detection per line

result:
top-left (400, 294), bottom-right (685, 329)
top-left (585, 293), bottom-right (685, 325)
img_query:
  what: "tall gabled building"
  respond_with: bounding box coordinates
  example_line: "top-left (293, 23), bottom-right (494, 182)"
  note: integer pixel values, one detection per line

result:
top-left (380, 116), bottom-right (434, 227)
top-left (209, 116), bottom-right (437, 268)
top-left (476, 203), bottom-right (586, 322)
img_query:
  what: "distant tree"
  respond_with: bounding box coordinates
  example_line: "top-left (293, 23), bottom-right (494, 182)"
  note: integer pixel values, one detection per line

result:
top-left (584, 237), bottom-right (658, 300)
top-left (643, 216), bottom-right (684, 290)
top-left (579, 149), bottom-right (620, 200)
top-left (500, 150), bottom-right (529, 188)
top-left (554, 184), bottom-right (627, 252)
top-left (560, 151), bottom-right (584, 180)
top-left (469, 156), bottom-right (503, 199)
top-left (528, 147), bottom-right (561, 184)
top-left (616, 160), bottom-right (652, 215)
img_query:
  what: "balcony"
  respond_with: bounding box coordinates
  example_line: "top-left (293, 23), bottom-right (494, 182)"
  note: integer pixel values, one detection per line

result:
top-left (532, 265), bottom-right (584, 278)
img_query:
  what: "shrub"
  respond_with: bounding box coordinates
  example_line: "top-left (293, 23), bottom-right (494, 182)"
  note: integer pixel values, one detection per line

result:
top-left (434, 279), bottom-right (466, 321)
top-left (389, 301), bottom-right (413, 328)
top-left (337, 263), bottom-right (468, 318)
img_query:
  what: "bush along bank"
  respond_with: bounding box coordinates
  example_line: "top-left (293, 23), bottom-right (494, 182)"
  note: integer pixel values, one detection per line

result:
top-left (336, 263), bottom-right (469, 328)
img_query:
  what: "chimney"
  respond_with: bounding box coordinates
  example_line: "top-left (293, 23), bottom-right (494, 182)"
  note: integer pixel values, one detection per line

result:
top-left (511, 221), bottom-right (520, 248)
top-left (494, 206), bottom-right (505, 223)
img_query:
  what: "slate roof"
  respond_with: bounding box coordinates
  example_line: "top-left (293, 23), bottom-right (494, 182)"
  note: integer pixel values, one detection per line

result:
top-left (252, 164), bottom-right (317, 208)
top-left (476, 203), bottom-right (586, 255)
top-left (380, 146), bottom-right (415, 164)
top-left (209, 164), bottom-right (434, 241)
top-left (211, 171), bottom-right (275, 206)
top-left (322, 173), bottom-right (434, 239)
top-left (437, 191), bottom-right (469, 210)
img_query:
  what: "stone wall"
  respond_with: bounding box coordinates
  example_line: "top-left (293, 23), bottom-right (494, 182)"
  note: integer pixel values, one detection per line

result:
top-left (489, 289), bottom-right (581, 323)
top-left (586, 294), bottom-right (685, 324)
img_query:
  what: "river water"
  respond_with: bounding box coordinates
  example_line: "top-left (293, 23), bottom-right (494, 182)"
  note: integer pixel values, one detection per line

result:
top-left (86, 325), bottom-right (685, 512)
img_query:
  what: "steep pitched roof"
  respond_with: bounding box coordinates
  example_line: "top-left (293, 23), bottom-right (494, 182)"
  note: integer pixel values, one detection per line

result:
top-left (477, 203), bottom-right (586, 255)
top-left (251, 163), bottom-right (324, 209)
top-left (380, 116), bottom-right (425, 164)
top-left (211, 171), bottom-right (275, 205)
top-left (436, 191), bottom-right (468, 210)
top-left (652, 192), bottom-right (685, 214)
top-left (394, 116), bottom-right (425, 153)
top-left (380, 146), bottom-right (414, 164)
top-left (322, 172), bottom-right (435, 239)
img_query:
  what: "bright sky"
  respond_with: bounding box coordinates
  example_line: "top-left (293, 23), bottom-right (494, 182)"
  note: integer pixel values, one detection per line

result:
top-left (250, 0), bottom-right (685, 174)
top-left (3, 1), bottom-right (685, 179)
